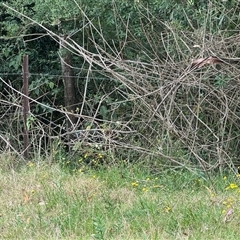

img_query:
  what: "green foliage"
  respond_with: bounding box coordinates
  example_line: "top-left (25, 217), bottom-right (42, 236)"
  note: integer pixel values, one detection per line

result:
top-left (214, 73), bottom-right (232, 88)
top-left (1, 0), bottom-right (240, 169)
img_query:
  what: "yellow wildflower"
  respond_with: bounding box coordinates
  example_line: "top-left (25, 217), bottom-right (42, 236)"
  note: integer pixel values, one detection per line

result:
top-left (165, 206), bottom-right (171, 212)
top-left (131, 181), bottom-right (138, 187)
top-left (226, 183), bottom-right (238, 190)
top-left (28, 162), bottom-right (34, 167)
top-left (227, 198), bottom-right (234, 203)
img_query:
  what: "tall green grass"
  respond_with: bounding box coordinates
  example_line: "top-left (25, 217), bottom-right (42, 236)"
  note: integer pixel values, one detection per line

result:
top-left (0, 154), bottom-right (239, 239)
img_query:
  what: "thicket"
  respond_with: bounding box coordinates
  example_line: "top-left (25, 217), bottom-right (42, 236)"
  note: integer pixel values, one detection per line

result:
top-left (1, 0), bottom-right (240, 172)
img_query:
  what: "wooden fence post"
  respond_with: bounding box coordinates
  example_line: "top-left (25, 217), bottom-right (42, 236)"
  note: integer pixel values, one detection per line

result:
top-left (22, 55), bottom-right (29, 158)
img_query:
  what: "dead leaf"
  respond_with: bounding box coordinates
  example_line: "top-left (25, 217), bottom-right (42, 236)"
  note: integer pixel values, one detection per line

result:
top-left (22, 189), bottom-right (30, 203)
top-left (38, 201), bottom-right (46, 206)
top-left (224, 208), bottom-right (233, 223)
top-left (190, 56), bottom-right (224, 69)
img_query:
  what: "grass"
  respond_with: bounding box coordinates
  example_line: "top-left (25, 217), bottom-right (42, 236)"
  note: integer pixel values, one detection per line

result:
top-left (0, 154), bottom-right (240, 239)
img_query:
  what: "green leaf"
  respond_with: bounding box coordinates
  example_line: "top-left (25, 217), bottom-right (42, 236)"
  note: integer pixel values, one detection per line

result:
top-left (100, 105), bottom-right (108, 120)
top-left (49, 81), bottom-right (54, 89)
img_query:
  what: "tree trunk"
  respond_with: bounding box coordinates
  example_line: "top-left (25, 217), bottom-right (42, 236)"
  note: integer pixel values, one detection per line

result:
top-left (60, 36), bottom-right (77, 130)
